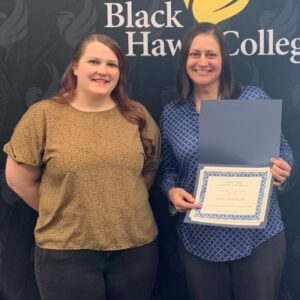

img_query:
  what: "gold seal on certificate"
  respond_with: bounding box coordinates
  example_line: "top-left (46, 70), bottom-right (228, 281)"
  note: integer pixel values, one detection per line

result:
top-left (186, 165), bottom-right (273, 228)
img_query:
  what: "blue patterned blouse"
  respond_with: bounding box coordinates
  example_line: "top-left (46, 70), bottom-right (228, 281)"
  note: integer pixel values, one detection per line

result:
top-left (159, 85), bottom-right (294, 262)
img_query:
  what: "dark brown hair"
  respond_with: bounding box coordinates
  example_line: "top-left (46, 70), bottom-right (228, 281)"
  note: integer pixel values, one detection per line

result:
top-left (53, 33), bottom-right (154, 158)
top-left (177, 22), bottom-right (240, 103)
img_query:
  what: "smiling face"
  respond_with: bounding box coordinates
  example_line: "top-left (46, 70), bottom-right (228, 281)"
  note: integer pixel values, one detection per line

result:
top-left (186, 33), bottom-right (222, 92)
top-left (73, 41), bottom-right (120, 100)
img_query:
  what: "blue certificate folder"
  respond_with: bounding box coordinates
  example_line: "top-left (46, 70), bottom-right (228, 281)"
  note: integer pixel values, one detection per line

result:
top-left (184, 99), bottom-right (282, 228)
top-left (198, 99), bottom-right (282, 166)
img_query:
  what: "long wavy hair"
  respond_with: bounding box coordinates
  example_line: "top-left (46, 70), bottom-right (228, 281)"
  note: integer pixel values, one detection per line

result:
top-left (177, 22), bottom-right (240, 103)
top-left (52, 33), bottom-right (154, 158)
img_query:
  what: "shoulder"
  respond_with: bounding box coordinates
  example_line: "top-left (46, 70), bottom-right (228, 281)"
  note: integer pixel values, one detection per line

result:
top-left (239, 85), bottom-right (270, 100)
top-left (160, 99), bottom-right (193, 128)
top-left (163, 99), bottom-right (180, 111)
top-left (18, 99), bottom-right (68, 130)
top-left (161, 99), bottom-right (186, 118)
top-left (26, 99), bottom-right (65, 115)
top-left (128, 99), bottom-right (157, 126)
top-left (129, 99), bottom-right (148, 114)
top-left (128, 99), bottom-right (152, 119)
top-left (9, 100), bottom-right (59, 137)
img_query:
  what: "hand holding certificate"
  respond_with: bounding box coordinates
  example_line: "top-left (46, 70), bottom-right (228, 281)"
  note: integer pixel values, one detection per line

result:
top-left (184, 99), bottom-right (282, 228)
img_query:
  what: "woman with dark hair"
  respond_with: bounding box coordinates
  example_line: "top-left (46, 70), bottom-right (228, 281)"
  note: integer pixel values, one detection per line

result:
top-left (4, 33), bottom-right (160, 300)
top-left (159, 23), bottom-right (293, 300)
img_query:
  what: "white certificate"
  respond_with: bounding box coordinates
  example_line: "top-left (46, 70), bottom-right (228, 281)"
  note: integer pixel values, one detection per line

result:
top-left (186, 165), bottom-right (273, 228)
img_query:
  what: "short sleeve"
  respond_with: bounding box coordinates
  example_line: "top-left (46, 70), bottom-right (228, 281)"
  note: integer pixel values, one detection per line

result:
top-left (3, 102), bottom-right (46, 167)
top-left (277, 131), bottom-right (294, 191)
top-left (132, 102), bottom-right (161, 173)
top-left (142, 107), bottom-right (161, 172)
top-left (158, 104), bottom-right (179, 194)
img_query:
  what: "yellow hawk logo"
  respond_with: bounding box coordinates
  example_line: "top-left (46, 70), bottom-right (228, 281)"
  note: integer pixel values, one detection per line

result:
top-left (183, 0), bottom-right (249, 24)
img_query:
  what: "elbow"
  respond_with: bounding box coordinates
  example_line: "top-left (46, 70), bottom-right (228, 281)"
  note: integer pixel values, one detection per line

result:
top-left (5, 158), bottom-right (22, 192)
top-left (5, 168), bottom-right (18, 192)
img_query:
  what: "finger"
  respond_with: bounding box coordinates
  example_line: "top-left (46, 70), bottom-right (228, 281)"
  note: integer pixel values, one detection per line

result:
top-left (176, 207), bottom-right (189, 213)
top-left (169, 188), bottom-right (195, 202)
top-left (174, 199), bottom-right (201, 210)
top-left (174, 189), bottom-right (195, 203)
top-left (270, 158), bottom-right (292, 172)
top-left (176, 204), bottom-right (201, 213)
top-left (270, 169), bottom-right (285, 184)
top-left (271, 165), bottom-right (290, 178)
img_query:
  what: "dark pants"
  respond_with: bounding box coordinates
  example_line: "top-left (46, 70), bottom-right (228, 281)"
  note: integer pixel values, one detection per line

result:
top-left (179, 231), bottom-right (286, 300)
top-left (34, 240), bottom-right (158, 300)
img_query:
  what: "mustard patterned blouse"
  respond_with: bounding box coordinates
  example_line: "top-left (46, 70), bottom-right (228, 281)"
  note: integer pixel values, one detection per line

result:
top-left (4, 99), bottom-right (160, 251)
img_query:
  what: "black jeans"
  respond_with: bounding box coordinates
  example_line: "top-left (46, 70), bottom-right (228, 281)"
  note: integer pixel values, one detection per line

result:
top-left (34, 240), bottom-right (158, 300)
top-left (179, 231), bottom-right (286, 300)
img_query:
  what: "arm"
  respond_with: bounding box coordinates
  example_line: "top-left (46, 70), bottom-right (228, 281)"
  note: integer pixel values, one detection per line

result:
top-left (159, 110), bottom-right (200, 212)
top-left (143, 169), bottom-right (157, 190)
top-left (5, 156), bottom-right (41, 211)
top-left (160, 139), bottom-right (200, 212)
top-left (140, 105), bottom-right (161, 190)
top-left (270, 132), bottom-right (294, 190)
